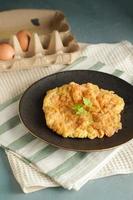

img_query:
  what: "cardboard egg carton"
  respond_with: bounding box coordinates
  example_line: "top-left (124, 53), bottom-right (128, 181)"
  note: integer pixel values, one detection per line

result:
top-left (0, 11), bottom-right (81, 72)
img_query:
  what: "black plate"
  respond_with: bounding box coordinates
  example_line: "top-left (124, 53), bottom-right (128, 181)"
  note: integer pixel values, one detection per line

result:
top-left (19, 70), bottom-right (133, 151)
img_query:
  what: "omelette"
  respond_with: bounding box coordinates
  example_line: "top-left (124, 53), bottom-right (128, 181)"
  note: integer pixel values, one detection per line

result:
top-left (42, 82), bottom-right (125, 139)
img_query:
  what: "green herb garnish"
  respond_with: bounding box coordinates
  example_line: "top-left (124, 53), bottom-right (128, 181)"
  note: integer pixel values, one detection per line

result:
top-left (72, 104), bottom-right (87, 115)
top-left (83, 97), bottom-right (92, 107)
top-left (72, 98), bottom-right (92, 115)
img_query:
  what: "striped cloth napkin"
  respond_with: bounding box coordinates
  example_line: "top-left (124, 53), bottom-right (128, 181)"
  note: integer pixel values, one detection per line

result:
top-left (0, 41), bottom-right (133, 193)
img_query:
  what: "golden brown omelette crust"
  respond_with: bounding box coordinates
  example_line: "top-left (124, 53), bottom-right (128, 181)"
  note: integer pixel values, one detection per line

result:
top-left (42, 82), bottom-right (125, 139)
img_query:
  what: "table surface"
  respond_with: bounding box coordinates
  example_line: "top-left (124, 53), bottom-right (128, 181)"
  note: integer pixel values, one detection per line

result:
top-left (0, 0), bottom-right (133, 199)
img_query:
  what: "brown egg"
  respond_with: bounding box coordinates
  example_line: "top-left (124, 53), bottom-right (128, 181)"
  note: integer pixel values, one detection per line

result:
top-left (16, 30), bottom-right (31, 51)
top-left (0, 43), bottom-right (15, 61)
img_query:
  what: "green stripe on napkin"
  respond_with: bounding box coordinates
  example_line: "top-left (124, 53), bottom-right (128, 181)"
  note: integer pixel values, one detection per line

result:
top-left (48, 152), bottom-right (88, 178)
top-left (112, 69), bottom-right (124, 77)
top-left (0, 94), bottom-right (21, 111)
top-left (89, 62), bottom-right (105, 70)
top-left (29, 145), bottom-right (58, 162)
top-left (8, 133), bottom-right (35, 150)
top-left (0, 115), bottom-right (20, 135)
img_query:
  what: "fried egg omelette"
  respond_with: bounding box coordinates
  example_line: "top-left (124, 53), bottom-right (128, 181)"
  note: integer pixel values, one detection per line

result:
top-left (42, 82), bottom-right (125, 139)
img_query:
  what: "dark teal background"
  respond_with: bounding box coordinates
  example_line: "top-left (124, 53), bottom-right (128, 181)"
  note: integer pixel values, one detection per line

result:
top-left (0, 0), bottom-right (133, 199)
top-left (0, 0), bottom-right (133, 43)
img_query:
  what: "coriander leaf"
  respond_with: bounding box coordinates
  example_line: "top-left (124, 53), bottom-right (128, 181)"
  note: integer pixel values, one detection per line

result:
top-left (76, 107), bottom-right (87, 115)
top-left (83, 97), bottom-right (92, 107)
top-left (72, 104), bottom-right (82, 111)
top-left (72, 104), bottom-right (87, 115)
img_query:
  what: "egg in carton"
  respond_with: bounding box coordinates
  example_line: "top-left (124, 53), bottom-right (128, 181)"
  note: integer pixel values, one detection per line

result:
top-left (0, 11), bottom-right (81, 72)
